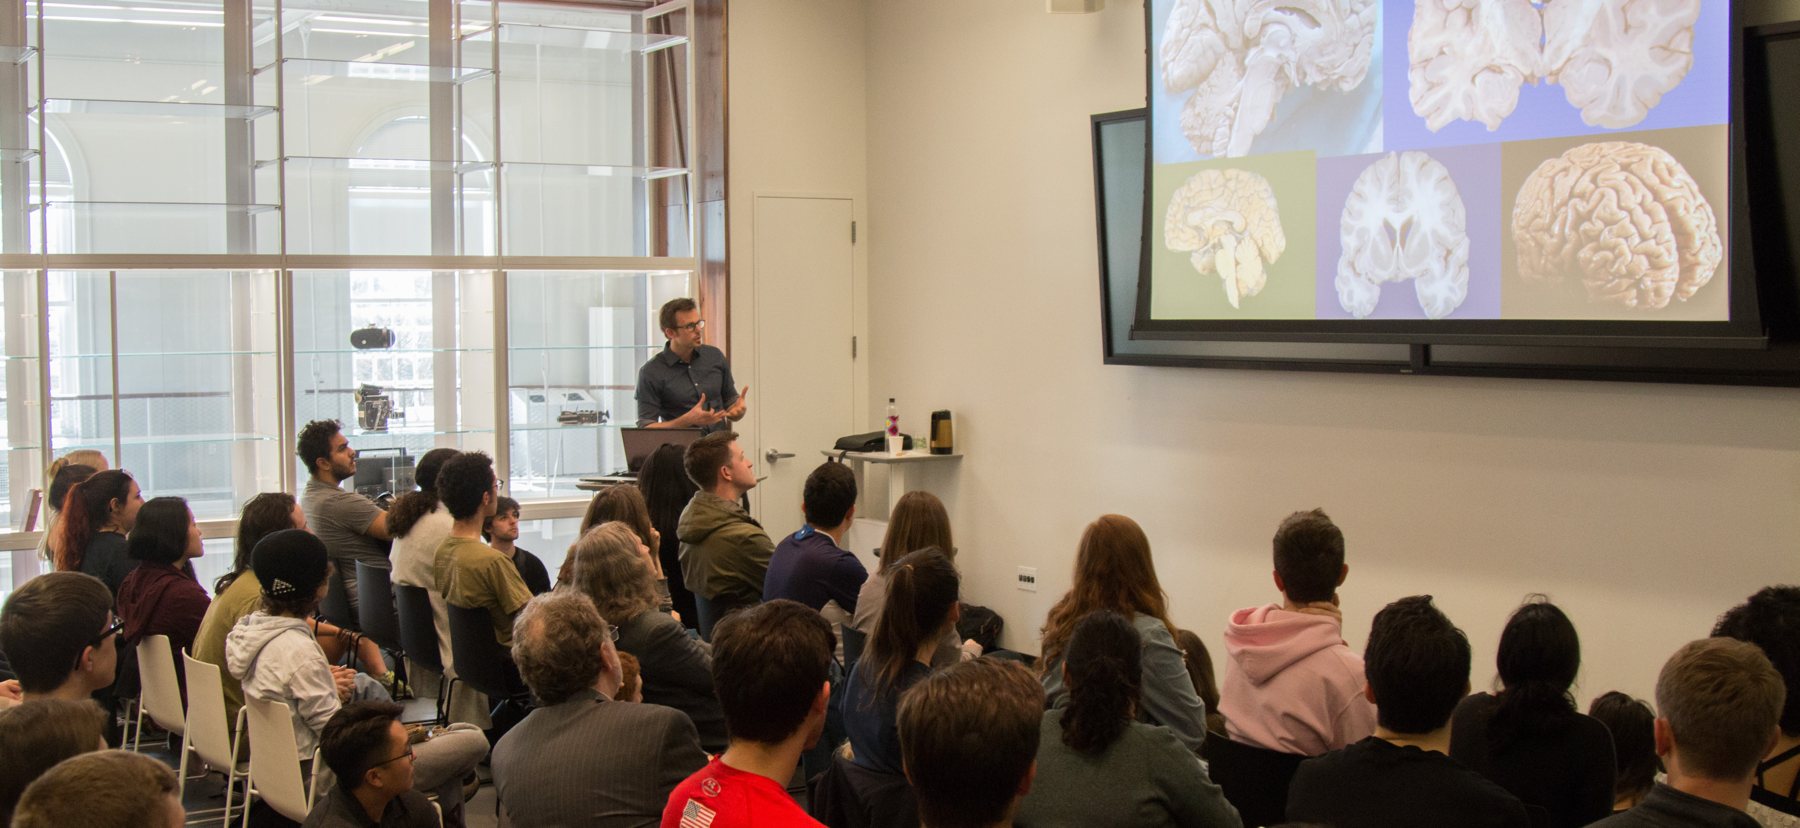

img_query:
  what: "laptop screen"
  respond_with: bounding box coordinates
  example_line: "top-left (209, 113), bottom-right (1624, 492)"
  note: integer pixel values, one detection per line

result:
top-left (620, 427), bottom-right (705, 474)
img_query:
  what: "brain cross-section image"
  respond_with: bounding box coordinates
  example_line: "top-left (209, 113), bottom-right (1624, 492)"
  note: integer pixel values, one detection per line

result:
top-left (1164, 168), bottom-right (1288, 309)
top-left (1409, 0), bottom-right (1702, 132)
top-left (1511, 140), bottom-right (1722, 310)
top-left (1160, 0), bottom-right (1377, 157)
top-left (1336, 151), bottom-right (1471, 319)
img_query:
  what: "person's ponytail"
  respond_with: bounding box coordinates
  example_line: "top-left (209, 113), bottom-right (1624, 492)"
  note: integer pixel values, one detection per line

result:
top-left (864, 547), bottom-right (959, 694)
top-left (1060, 610), bottom-right (1142, 754)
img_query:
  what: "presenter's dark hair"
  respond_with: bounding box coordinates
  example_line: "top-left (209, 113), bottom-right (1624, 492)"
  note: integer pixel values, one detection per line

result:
top-left (802, 461), bottom-right (857, 527)
top-left (1364, 595), bottom-right (1470, 734)
top-left (319, 701), bottom-right (406, 791)
top-left (388, 448), bottom-right (459, 539)
top-left (437, 452), bottom-right (496, 521)
top-left (1588, 691), bottom-right (1660, 804)
top-left (296, 419), bottom-right (342, 475)
top-left (1490, 598), bottom-right (1580, 749)
top-left (1061, 610), bottom-right (1142, 754)
top-left (659, 297), bottom-right (697, 332)
top-left (1272, 508), bottom-right (1344, 604)
top-left (683, 431), bottom-right (736, 491)
top-left (710, 599), bottom-right (833, 744)
top-left (1713, 584), bottom-right (1800, 735)
top-left (126, 497), bottom-right (191, 565)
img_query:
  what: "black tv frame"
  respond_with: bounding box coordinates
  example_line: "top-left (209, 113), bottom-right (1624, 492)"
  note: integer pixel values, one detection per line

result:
top-left (1094, 22), bottom-right (1800, 387)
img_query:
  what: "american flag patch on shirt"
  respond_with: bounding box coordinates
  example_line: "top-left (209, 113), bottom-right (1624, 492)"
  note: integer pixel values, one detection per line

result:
top-left (679, 798), bottom-right (717, 828)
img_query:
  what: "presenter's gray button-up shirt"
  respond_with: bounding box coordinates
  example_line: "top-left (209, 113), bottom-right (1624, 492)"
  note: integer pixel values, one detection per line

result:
top-left (635, 343), bottom-right (738, 433)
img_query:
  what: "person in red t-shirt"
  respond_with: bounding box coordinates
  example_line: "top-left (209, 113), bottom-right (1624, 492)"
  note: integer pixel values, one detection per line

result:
top-left (662, 600), bottom-right (834, 828)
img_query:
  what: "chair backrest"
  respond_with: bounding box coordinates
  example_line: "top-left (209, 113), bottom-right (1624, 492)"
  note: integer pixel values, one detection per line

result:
top-left (446, 603), bottom-right (525, 701)
top-left (181, 651), bottom-right (238, 770)
top-left (841, 625), bottom-right (868, 671)
top-left (136, 634), bottom-right (185, 735)
top-left (243, 696), bottom-right (314, 822)
top-left (394, 583), bottom-right (445, 674)
top-left (1197, 735), bottom-right (1307, 828)
top-left (319, 570), bottom-right (356, 631)
top-left (355, 561), bottom-right (403, 652)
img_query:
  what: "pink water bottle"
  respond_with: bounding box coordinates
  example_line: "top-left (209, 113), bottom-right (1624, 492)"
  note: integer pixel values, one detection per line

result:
top-left (885, 398), bottom-right (901, 454)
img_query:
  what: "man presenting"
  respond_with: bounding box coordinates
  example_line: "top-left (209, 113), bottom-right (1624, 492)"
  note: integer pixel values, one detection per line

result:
top-left (635, 298), bottom-right (748, 433)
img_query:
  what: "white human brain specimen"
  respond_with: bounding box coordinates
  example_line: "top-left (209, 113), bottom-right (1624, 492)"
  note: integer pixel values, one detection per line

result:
top-left (1164, 169), bottom-right (1288, 308)
top-left (1410, 0), bottom-right (1701, 131)
top-left (1160, 0), bottom-right (1377, 158)
top-left (1336, 151), bottom-right (1471, 319)
top-left (1511, 141), bottom-right (1721, 310)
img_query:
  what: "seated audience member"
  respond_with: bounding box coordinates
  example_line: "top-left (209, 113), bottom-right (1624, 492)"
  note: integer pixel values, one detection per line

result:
top-left (11, 749), bottom-right (183, 828)
top-left (1286, 595), bottom-right (1530, 828)
top-left (845, 547), bottom-right (959, 775)
top-left (117, 496), bottom-right (211, 690)
top-left (297, 419), bottom-right (392, 615)
top-left (494, 591), bottom-right (707, 828)
top-left (661, 600), bottom-right (835, 828)
top-left (227, 529), bottom-right (487, 824)
top-left (1450, 598), bottom-right (1615, 828)
top-left (566, 522), bottom-right (726, 752)
top-left (1590, 691), bottom-right (1662, 813)
top-left (677, 431), bottom-right (774, 639)
top-left (54, 469), bottom-right (143, 595)
top-left (1713, 585), bottom-right (1800, 824)
top-left (618, 652), bottom-right (643, 702)
top-left (387, 449), bottom-right (489, 726)
top-left (898, 657), bottom-right (1044, 828)
top-left (852, 490), bottom-right (973, 666)
top-left (0, 698), bottom-right (108, 823)
top-left (765, 461), bottom-right (867, 636)
top-left (1016, 611), bottom-right (1242, 828)
top-left (581, 484), bottom-right (671, 610)
top-left (0, 572), bottom-right (119, 703)
top-left (639, 443), bottom-right (700, 627)
top-left (1219, 509), bottom-right (1374, 756)
top-left (1175, 629), bottom-right (1229, 736)
top-left (484, 496), bottom-right (550, 595)
top-left (198, 492), bottom-right (387, 729)
top-left (431, 451), bottom-right (532, 646)
top-left (36, 453), bottom-right (102, 563)
top-left (1039, 514), bottom-right (1209, 753)
top-left (1592, 638), bottom-right (1785, 828)
top-left (303, 701), bottom-right (439, 828)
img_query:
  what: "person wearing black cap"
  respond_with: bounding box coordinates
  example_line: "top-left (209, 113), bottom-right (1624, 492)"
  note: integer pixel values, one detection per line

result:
top-left (225, 530), bottom-right (488, 826)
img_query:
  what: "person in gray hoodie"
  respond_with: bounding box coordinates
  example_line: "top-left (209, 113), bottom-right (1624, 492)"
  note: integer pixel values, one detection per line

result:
top-left (676, 431), bottom-right (774, 640)
top-left (226, 530), bottom-right (487, 826)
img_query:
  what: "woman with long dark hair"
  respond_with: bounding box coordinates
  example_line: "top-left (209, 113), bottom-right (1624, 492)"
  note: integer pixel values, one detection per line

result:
top-left (116, 497), bottom-right (210, 690)
top-left (53, 470), bottom-right (143, 595)
top-left (1039, 514), bottom-right (1208, 754)
top-left (578, 484), bottom-right (670, 610)
top-left (637, 442), bottom-right (698, 627)
top-left (1449, 597), bottom-right (1615, 828)
top-left (843, 547), bottom-right (959, 775)
top-left (1017, 611), bottom-right (1240, 827)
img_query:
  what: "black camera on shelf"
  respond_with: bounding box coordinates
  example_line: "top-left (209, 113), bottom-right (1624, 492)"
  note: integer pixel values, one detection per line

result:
top-left (350, 326), bottom-right (397, 350)
top-left (557, 408), bottom-right (609, 426)
top-left (355, 384), bottom-right (398, 433)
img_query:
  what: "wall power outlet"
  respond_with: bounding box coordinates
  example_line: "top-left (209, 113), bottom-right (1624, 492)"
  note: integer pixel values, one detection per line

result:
top-left (1017, 566), bottom-right (1038, 592)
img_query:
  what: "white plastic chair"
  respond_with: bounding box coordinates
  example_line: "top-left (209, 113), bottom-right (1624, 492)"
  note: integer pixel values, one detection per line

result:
top-left (182, 651), bottom-right (247, 826)
top-left (132, 635), bottom-right (186, 754)
top-left (241, 696), bottom-right (321, 825)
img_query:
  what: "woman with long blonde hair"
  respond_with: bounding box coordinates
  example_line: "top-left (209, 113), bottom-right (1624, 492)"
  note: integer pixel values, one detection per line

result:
top-left (564, 521), bottom-right (726, 752)
top-left (1038, 514), bottom-right (1208, 753)
top-left (35, 450), bottom-right (108, 561)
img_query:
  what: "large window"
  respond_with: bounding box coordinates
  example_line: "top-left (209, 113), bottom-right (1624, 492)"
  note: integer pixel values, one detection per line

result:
top-left (0, 0), bottom-right (700, 597)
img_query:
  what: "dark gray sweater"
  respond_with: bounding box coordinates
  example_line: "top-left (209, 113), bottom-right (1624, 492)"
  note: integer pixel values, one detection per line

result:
top-left (1015, 711), bottom-right (1243, 828)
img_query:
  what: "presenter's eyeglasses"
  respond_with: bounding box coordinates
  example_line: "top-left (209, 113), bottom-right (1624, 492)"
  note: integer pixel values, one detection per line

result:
top-left (674, 319), bottom-right (705, 333)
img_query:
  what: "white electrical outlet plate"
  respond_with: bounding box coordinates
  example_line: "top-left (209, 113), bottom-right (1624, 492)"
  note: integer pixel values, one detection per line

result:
top-left (1017, 566), bottom-right (1038, 592)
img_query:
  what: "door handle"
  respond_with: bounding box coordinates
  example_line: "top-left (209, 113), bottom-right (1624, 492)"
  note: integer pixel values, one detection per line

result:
top-left (766, 449), bottom-right (796, 463)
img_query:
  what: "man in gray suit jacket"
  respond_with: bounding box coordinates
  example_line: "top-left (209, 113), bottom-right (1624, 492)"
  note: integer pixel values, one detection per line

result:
top-left (493, 591), bottom-right (708, 828)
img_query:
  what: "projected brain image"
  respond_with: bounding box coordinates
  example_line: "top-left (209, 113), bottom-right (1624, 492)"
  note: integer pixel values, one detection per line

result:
top-left (1336, 151), bottom-right (1471, 319)
top-left (1164, 168), bottom-right (1289, 309)
top-left (1159, 0), bottom-right (1378, 158)
top-left (1409, 0), bottom-right (1702, 132)
top-left (1511, 140), bottom-right (1721, 310)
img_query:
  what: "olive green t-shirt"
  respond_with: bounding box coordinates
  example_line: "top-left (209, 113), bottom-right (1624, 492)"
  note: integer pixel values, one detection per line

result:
top-left (433, 535), bottom-right (532, 645)
top-left (193, 570), bottom-right (264, 724)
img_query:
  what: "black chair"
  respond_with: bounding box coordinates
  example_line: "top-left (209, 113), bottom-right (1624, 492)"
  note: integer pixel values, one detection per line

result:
top-left (395, 583), bottom-right (453, 724)
top-left (319, 568), bottom-right (357, 631)
top-left (1198, 735), bottom-right (1307, 828)
top-left (355, 562), bottom-right (404, 654)
top-left (841, 625), bottom-right (868, 672)
top-left (807, 753), bottom-right (917, 828)
top-left (445, 603), bottom-right (529, 705)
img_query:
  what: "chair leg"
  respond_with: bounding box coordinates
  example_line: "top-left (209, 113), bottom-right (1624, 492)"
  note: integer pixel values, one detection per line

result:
top-left (176, 728), bottom-right (191, 797)
top-left (130, 699), bottom-right (145, 752)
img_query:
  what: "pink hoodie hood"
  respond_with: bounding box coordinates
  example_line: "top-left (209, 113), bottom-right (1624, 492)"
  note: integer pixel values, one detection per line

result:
top-left (1223, 603), bottom-right (1348, 685)
top-left (1218, 602), bottom-right (1376, 755)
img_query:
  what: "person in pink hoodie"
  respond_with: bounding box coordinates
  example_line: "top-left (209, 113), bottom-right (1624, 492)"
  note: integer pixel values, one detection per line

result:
top-left (1219, 508), bottom-right (1376, 756)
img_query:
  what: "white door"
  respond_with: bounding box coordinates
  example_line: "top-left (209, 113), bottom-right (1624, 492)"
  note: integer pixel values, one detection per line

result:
top-left (751, 195), bottom-right (855, 538)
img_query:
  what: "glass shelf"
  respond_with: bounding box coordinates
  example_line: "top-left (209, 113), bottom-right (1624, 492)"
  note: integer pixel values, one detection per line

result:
top-left (296, 346), bottom-right (495, 356)
top-left (348, 425), bottom-right (496, 438)
top-left (509, 344), bottom-right (649, 352)
top-left (508, 422), bottom-right (624, 434)
top-left (0, 148), bottom-right (39, 162)
top-left (31, 201), bottom-right (279, 216)
top-left (56, 433), bottom-right (280, 449)
top-left (488, 161), bottom-right (686, 181)
top-left (39, 98), bottom-right (277, 120)
top-left (0, 441), bottom-right (43, 452)
top-left (268, 156), bottom-right (488, 173)
top-left (0, 45), bottom-right (35, 65)
top-left (259, 58), bottom-right (495, 85)
top-left (47, 350), bottom-right (275, 360)
top-left (469, 24), bottom-right (686, 54)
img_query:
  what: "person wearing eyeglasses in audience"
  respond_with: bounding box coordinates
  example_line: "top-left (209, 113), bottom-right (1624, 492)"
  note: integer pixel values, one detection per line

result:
top-left (302, 701), bottom-right (439, 828)
top-left (0, 572), bottom-right (121, 706)
top-left (635, 297), bottom-right (748, 434)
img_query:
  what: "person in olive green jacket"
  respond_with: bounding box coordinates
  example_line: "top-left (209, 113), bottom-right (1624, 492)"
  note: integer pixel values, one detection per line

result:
top-left (677, 431), bottom-right (774, 640)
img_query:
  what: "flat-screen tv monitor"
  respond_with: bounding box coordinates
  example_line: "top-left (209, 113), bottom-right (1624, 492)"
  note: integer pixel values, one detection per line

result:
top-left (1097, 11), bottom-right (1800, 384)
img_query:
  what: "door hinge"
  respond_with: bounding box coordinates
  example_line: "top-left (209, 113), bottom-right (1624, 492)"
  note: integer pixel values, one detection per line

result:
top-left (852, 336), bottom-right (858, 359)
top-left (851, 221), bottom-right (857, 244)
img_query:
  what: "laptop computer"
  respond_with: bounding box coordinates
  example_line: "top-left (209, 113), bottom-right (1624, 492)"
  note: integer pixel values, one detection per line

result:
top-left (616, 427), bottom-right (706, 477)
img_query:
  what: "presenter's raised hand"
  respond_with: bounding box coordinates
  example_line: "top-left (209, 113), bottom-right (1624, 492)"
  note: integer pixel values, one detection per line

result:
top-left (675, 393), bottom-right (724, 428)
top-left (725, 386), bottom-right (751, 421)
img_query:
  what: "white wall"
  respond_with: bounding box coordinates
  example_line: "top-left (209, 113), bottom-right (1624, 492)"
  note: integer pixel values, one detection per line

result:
top-left (860, 0), bottom-right (1800, 705)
